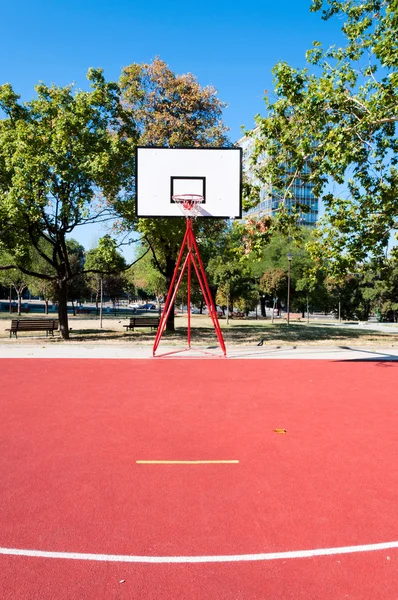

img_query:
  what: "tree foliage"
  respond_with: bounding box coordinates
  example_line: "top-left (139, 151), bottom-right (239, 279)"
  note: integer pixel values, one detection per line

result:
top-left (127, 246), bottom-right (167, 300)
top-left (0, 69), bottom-right (137, 337)
top-left (118, 57), bottom-right (230, 330)
top-left (85, 236), bottom-right (129, 309)
top-left (251, 0), bottom-right (398, 264)
top-left (0, 251), bottom-right (32, 314)
top-left (119, 57), bottom-right (229, 147)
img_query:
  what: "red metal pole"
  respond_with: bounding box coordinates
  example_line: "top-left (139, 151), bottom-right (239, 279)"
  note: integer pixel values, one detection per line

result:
top-left (191, 254), bottom-right (221, 322)
top-left (153, 222), bottom-right (190, 355)
top-left (189, 227), bottom-right (226, 356)
top-left (153, 217), bottom-right (227, 357)
top-left (187, 220), bottom-right (192, 348)
top-left (153, 251), bottom-right (190, 355)
top-left (192, 235), bottom-right (226, 355)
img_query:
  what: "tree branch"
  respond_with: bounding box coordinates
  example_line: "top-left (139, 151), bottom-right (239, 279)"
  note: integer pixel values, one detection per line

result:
top-left (66, 246), bottom-right (151, 281)
top-left (144, 236), bottom-right (167, 277)
top-left (0, 264), bottom-right (55, 281)
top-left (26, 226), bottom-right (58, 269)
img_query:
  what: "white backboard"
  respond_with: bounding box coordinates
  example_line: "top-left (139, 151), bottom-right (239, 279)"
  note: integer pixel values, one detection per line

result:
top-left (136, 147), bottom-right (242, 218)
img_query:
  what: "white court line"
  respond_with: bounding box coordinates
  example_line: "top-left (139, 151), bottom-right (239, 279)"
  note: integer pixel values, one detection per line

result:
top-left (1, 541), bottom-right (398, 563)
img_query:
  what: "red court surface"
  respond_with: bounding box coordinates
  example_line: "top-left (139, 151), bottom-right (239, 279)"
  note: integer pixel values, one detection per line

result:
top-left (0, 358), bottom-right (398, 599)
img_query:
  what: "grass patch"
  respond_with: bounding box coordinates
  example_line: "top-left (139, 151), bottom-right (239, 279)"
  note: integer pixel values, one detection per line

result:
top-left (1, 315), bottom-right (397, 346)
top-left (158, 322), bottom-right (398, 346)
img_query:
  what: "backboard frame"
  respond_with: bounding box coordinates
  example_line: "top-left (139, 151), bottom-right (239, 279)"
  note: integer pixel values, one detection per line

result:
top-left (135, 146), bottom-right (243, 219)
top-left (171, 176), bottom-right (206, 204)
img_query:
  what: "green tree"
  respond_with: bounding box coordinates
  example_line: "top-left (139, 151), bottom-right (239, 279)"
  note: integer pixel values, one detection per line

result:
top-left (128, 245), bottom-right (167, 301)
top-left (248, 228), bottom-right (331, 316)
top-left (259, 268), bottom-right (287, 322)
top-left (0, 251), bottom-right (32, 314)
top-left (27, 245), bottom-right (58, 314)
top-left (65, 240), bottom-right (90, 315)
top-left (0, 69), bottom-right (137, 338)
top-left (208, 255), bottom-right (255, 320)
top-left (85, 236), bottom-right (129, 312)
top-left (295, 265), bottom-right (329, 319)
top-left (118, 57), bottom-right (230, 331)
top-left (360, 255), bottom-right (398, 321)
top-left (324, 273), bottom-right (365, 320)
top-left (28, 277), bottom-right (57, 314)
top-left (251, 0), bottom-right (398, 264)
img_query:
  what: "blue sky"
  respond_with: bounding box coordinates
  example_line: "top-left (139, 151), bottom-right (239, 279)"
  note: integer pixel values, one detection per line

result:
top-left (1, 0), bottom-right (343, 259)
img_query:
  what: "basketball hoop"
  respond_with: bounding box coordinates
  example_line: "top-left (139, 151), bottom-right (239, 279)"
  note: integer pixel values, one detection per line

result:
top-left (172, 194), bottom-right (203, 218)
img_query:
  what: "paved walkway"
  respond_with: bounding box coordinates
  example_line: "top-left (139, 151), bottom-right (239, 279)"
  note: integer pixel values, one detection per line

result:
top-left (1, 343), bottom-right (398, 360)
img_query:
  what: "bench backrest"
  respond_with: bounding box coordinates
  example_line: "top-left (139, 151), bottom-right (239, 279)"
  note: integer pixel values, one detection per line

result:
top-left (10, 319), bottom-right (59, 330)
top-left (129, 317), bottom-right (159, 325)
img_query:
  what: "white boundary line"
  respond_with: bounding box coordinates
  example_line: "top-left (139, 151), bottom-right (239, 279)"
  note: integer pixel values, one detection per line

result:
top-left (1, 541), bottom-right (398, 563)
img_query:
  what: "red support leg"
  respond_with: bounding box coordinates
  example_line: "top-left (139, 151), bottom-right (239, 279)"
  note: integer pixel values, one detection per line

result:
top-left (187, 230), bottom-right (192, 349)
top-left (153, 252), bottom-right (190, 355)
top-left (153, 224), bottom-right (191, 355)
top-left (153, 218), bottom-right (227, 357)
top-left (190, 252), bottom-right (226, 357)
top-left (189, 228), bottom-right (226, 355)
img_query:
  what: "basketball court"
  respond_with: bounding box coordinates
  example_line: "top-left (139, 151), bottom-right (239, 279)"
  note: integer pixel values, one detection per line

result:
top-left (2, 148), bottom-right (398, 598)
top-left (1, 356), bottom-right (398, 599)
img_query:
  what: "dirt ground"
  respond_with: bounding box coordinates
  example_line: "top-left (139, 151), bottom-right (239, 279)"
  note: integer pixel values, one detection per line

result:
top-left (1, 314), bottom-right (398, 347)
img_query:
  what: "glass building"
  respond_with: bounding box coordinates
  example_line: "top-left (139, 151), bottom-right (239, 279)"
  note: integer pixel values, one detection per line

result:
top-left (238, 133), bottom-right (319, 226)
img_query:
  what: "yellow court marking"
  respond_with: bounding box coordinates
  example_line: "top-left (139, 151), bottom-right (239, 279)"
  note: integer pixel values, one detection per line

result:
top-left (136, 460), bottom-right (239, 465)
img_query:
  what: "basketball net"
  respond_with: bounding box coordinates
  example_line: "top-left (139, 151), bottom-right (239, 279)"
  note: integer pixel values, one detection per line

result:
top-left (172, 194), bottom-right (203, 218)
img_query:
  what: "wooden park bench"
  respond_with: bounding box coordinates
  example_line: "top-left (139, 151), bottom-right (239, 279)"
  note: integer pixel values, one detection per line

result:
top-left (231, 311), bottom-right (245, 319)
top-left (76, 307), bottom-right (94, 314)
top-left (283, 313), bottom-right (302, 322)
top-left (6, 318), bottom-right (59, 339)
top-left (123, 316), bottom-right (160, 332)
top-left (10, 305), bottom-right (30, 313)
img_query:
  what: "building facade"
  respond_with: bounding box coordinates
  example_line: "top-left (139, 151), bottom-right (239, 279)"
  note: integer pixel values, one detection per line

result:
top-left (238, 133), bottom-right (319, 226)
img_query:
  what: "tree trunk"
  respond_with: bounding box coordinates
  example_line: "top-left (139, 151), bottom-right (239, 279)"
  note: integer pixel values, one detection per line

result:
top-left (364, 302), bottom-right (370, 321)
top-left (44, 283), bottom-right (48, 314)
top-left (17, 291), bottom-right (22, 316)
top-left (165, 257), bottom-right (176, 332)
top-left (338, 294), bottom-right (342, 322)
top-left (260, 296), bottom-right (266, 318)
top-left (209, 284), bottom-right (218, 307)
top-left (57, 282), bottom-right (70, 339)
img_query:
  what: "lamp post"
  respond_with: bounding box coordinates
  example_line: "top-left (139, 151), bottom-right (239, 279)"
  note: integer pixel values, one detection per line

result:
top-left (287, 253), bottom-right (293, 326)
